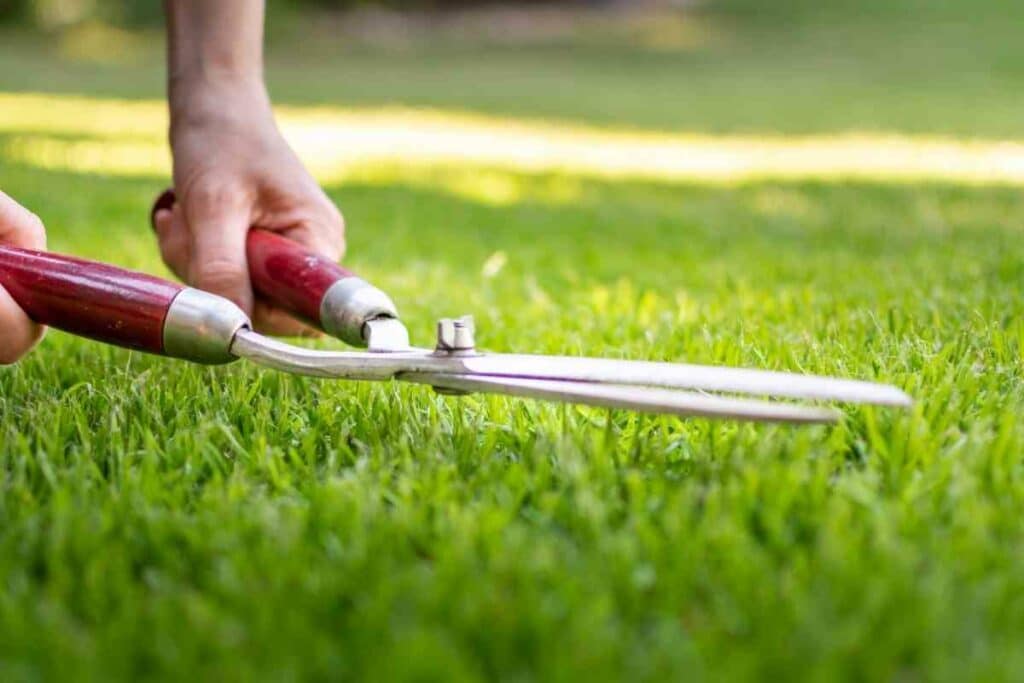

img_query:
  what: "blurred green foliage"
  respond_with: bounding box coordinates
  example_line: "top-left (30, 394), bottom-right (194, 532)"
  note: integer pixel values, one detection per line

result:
top-left (704, 0), bottom-right (1020, 22)
top-left (0, 0), bottom-right (930, 30)
top-left (2, 0), bottom-right (1018, 31)
top-left (0, 0), bottom-right (162, 28)
top-left (0, 0), bottom-right (560, 30)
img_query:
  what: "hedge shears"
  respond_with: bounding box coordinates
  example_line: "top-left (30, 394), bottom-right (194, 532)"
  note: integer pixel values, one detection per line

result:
top-left (0, 190), bottom-right (911, 423)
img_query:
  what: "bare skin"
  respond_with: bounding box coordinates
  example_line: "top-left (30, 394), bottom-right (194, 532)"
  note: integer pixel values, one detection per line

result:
top-left (1, 1), bottom-right (344, 361)
top-left (0, 192), bottom-right (46, 364)
top-left (155, 0), bottom-right (345, 335)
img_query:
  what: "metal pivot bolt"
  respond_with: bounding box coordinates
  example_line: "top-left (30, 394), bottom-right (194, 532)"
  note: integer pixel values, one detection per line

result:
top-left (435, 315), bottom-right (476, 353)
top-left (432, 316), bottom-right (477, 395)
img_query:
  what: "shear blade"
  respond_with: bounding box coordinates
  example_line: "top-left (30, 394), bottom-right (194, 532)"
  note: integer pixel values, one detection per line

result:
top-left (230, 330), bottom-right (909, 415)
top-left (455, 355), bottom-right (911, 407)
top-left (405, 373), bottom-right (841, 424)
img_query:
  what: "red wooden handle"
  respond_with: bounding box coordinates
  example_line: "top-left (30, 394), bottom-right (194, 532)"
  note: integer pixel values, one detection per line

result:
top-left (152, 189), bottom-right (355, 332)
top-left (0, 245), bottom-right (183, 354)
top-left (246, 229), bottom-right (353, 326)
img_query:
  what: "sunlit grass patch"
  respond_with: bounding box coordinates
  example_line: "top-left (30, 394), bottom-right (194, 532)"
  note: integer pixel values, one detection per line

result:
top-left (0, 93), bottom-right (165, 138)
top-left (3, 135), bottom-right (169, 176)
top-left (4, 92), bottom-right (1024, 188)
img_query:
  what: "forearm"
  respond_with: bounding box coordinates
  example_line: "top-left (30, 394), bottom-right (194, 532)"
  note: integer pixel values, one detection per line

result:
top-left (165, 0), bottom-right (268, 124)
top-left (159, 0), bottom-right (344, 331)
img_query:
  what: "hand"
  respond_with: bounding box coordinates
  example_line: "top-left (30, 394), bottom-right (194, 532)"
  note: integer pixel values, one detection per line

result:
top-left (153, 79), bottom-right (345, 335)
top-left (0, 191), bottom-right (47, 364)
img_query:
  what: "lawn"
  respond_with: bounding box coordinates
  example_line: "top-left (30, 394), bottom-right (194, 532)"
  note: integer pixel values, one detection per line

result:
top-left (1, 3), bottom-right (1024, 681)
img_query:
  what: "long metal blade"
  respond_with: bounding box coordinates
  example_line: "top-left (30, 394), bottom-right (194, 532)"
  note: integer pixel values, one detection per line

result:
top-left (453, 354), bottom-right (912, 407)
top-left (231, 330), bottom-right (910, 408)
top-left (405, 373), bottom-right (842, 423)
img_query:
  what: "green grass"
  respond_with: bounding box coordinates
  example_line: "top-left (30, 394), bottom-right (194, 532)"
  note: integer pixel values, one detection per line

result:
top-left (2, 2), bottom-right (1024, 681)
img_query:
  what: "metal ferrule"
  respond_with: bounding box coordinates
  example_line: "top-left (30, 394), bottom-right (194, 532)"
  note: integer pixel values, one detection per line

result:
top-left (319, 277), bottom-right (400, 347)
top-left (162, 288), bottom-right (251, 364)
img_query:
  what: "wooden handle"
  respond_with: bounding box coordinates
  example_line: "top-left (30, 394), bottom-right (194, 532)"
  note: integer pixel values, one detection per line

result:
top-left (152, 189), bottom-right (368, 335)
top-left (246, 229), bottom-right (353, 327)
top-left (0, 245), bottom-right (183, 354)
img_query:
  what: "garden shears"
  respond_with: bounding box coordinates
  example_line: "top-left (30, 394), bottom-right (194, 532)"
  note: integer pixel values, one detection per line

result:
top-left (0, 191), bottom-right (911, 424)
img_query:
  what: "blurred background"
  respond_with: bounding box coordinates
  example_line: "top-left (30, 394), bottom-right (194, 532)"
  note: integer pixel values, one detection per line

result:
top-left (1, 0), bottom-right (1021, 137)
top-left (1, 0), bottom-right (1022, 255)
top-left (3, 0), bottom-right (1022, 280)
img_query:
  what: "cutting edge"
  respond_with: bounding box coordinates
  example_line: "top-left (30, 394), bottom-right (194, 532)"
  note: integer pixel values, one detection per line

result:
top-left (454, 354), bottom-right (913, 407)
top-left (402, 373), bottom-right (842, 424)
top-left (230, 329), bottom-right (910, 411)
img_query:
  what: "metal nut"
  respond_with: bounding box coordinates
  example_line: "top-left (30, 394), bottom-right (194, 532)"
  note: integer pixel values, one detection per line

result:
top-left (435, 315), bottom-right (476, 352)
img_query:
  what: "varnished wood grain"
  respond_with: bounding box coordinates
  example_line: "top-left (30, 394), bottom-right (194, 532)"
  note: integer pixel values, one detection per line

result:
top-left (0, 246), bottom-right (182, 354)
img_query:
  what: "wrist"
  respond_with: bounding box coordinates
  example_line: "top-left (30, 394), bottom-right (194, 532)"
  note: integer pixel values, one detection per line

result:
top-left (169, 68), bottom-right (267, 110)
top-left (164, 0), bottom-right (266, 123)
top-left (169, 75), bottom-right (273, 135)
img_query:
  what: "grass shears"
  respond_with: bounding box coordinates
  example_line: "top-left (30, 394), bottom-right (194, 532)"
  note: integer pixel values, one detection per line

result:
top-left (0, 190), bottom-right (911, 424)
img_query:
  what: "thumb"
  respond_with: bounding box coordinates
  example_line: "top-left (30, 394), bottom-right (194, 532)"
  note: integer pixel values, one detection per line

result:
top-left (183, 190), bottom-right (254, 314)
top-left (0, 191), bottom-right (46, 363)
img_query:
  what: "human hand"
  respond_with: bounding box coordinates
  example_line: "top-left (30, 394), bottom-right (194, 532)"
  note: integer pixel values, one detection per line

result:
top-left (153, 79), bottom-right (345, 335)
top-left (0, 191), bottom-right (47, 364)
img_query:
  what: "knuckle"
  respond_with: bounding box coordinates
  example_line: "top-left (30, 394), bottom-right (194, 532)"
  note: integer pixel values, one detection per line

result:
top-left (190, 258), bottom-right (243, 286)
top-left (185, 181), bottom-right (245, 217)
top-left (192, 257), bottom-right (246, 290)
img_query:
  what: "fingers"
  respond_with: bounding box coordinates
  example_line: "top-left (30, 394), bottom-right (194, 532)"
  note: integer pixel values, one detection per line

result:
top-left (0, 190), bottom-right (46, 249)
top-left (181, 185), bottom-right (255, 315)
top-left (0, 191), bottom-right (47, 364)
top-left (304, 192), bottom-right (346, 261)
top-left (252, 300), bottom-right (321, 338)
top-left (0, 288), bottom-right (44, 365)
top-left (153, 204), bottom-right (190, 279)
top-left (255, 184), bottom-right (345, 262)
top-left (162, 176), bottom-right (345, 338)
top-left (288, 192), bottom-right (346, 262)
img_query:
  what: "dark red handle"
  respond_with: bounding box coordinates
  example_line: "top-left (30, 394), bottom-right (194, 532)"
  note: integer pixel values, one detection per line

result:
top-left (247, 229), bottom-right (353, 326)
top-left (0, 245), bottom-right (183, 354)
top-left (152, 189), bottom-right (351, 332)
